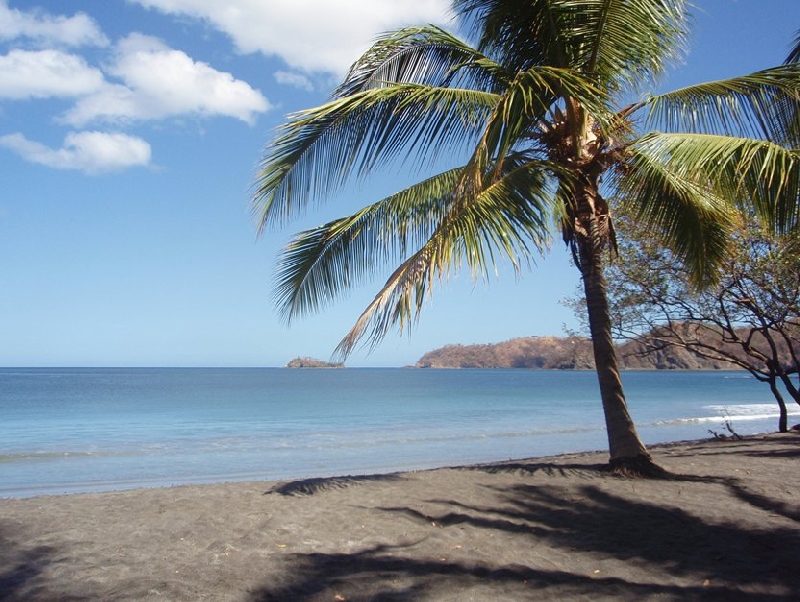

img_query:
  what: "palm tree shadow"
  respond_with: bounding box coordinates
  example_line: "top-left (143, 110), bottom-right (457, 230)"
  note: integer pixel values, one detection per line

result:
top-left (430, 482), bottom-right (800, 595)
top-left (247, 477), bottom-right (798, 601)
top-left (656, 435), bottom-right (800, 461)
top-left (724, 481), bottom-right (800, 523)
top-left (0, 522), bottom-right (71, 602)
top-left (460, 460), bottom-right (611, 478)
top-left (736, 444), bottom-right (800, 460)
top-left (264, 473), bottom-right (405, 496)
top-left (246, 541), bottom-right (753, 602)
top-left (460, 458), bottom-right (705, 483)
top-left (498, 482), bottom-right (796, 580)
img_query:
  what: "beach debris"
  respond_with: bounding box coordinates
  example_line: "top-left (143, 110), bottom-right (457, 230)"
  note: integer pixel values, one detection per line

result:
top-left (708, 418), bottom-right (743, 441)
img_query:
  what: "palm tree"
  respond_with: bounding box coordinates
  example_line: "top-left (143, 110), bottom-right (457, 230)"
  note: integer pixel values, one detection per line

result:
top-left (788, 29), bottom-right (800, 64)
top-left (253, 0), bottom-right (800, 475)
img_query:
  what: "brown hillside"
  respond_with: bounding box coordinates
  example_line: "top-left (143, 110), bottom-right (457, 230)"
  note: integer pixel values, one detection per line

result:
top-left (416, 336), bottom-right (596, 369)
top-left (415, 335), bottom-right (740, 369)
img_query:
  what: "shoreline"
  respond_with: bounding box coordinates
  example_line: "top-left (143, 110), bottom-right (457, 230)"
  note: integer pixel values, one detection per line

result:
top-left (1, 429), bottom-right (780, 501)
top-left (4, 368), bottom-right (792, 502)
top-left (2, 432), bottom-right (798, 601)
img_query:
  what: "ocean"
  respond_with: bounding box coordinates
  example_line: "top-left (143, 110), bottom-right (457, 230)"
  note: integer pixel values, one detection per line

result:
top-left (1, 368), bottom-right (796, 498)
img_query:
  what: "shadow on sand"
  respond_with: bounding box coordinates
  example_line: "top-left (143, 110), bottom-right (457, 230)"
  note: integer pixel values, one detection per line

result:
top-left (248, 463), bottom-right (800, 601)
top-left (264, 473), bottom-right (405, 497)
top-left (0, 522), bottom-right (76, 602)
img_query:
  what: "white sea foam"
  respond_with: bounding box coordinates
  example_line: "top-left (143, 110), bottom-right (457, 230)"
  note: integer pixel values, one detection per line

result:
top-left (705, 403), bottom-right (800, 420)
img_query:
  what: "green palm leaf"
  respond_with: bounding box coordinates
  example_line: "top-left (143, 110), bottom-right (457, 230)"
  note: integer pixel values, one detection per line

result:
top-left (331, 162), bottom-right (556, 357)
top-left (619, 132), bottom-right (800, 283)
top-left (274, 168), bottom-right (465, 320)
top-left (654, 134), bottom-right (800, 232)
top-left (645, 66), bottom-right (800, 143)
top-left (335, 26), bottom-right (510, 97)
top-left (569, 0), bottom-right (689, 91)
top-left (455, 0), bottom-right (689, 91)
top-left (616, 132), bottom-right (734, 285)
top-left (717, 138), bottom-right (800, 233)
top-left (253, 83), bottom-right (499, 229)
top-left (787, 29), bottom-right (800, 64)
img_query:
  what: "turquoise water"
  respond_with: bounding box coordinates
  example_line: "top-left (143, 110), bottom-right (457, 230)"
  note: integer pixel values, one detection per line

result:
top-left (1, 368), bottom-right (796, 498)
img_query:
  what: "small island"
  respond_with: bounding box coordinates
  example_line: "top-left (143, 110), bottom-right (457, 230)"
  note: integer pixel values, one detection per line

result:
top-left (286, 357), bottom-right (345, 368)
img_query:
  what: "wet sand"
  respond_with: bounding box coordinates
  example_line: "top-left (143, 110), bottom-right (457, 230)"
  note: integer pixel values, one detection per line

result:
top-left (2, 433), bottom-right (798, 601)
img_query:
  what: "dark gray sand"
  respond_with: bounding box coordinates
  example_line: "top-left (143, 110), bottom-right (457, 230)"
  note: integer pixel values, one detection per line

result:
top-left (2, 433), bottom-right (799, 601)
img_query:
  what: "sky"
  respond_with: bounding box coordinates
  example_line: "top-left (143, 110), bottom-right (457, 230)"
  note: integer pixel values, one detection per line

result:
top-left (0, 0), bottom-right (798, 368)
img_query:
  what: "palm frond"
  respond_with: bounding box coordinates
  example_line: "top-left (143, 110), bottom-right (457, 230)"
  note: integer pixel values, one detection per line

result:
top-left (648, 134), bottom-right (800, 233)
top-left (614, 133), bottom-right (735, 285)
top-left (716, 138), bottom-right (800, 233)
top-left (274, 169), bottom-right (464, 321)
top-left (252, 83), bottom-right (499, 230)
top-left (335, 25), bottom-right (509, 97)
top-left (454, 0), bottom-right (573, 70)
top-left (617, 132), bottom-right (800, 282)
top-left (644, 65), bottom-right (800, 143)
top-left (454, 0), bottom-right (689, 92)
top-left (331, 161), bottom-right (557, 358)
top-left (574, 0), bottom-right (690, 92)
top-left (787, 29), bottom-right (800, 64)
top-left (782, 31), bottom-right (800, 143)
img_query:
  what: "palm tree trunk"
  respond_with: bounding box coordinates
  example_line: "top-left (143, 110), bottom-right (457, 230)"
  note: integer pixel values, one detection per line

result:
top-left (577, 222), bottom-right (663, 476)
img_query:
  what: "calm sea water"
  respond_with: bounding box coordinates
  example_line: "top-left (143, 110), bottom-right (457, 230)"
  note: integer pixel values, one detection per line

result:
top-left (1, 368), bottom-right (796, 498)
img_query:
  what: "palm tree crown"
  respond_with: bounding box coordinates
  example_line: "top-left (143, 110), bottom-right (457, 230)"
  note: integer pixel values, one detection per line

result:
top-left (253, 0), bottom-right (800, 473)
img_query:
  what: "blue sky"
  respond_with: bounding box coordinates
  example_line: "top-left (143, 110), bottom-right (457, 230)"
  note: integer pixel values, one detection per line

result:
top-left (1, 0), bottom-right (798, 367)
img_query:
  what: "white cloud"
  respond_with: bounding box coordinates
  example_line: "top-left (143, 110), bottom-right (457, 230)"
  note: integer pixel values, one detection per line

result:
top-left (274, 71), bottom-right (313, 92)
top-left (0, 49), bottom-right (105, 99)
top-left (130, 0), bottom-right (452, 75)
top-left (0, 0), bottom-right (109, 47)
top-left (63, 33), bottom-right (271, 126)
top-left (0, 131), bottom-right (151, 173)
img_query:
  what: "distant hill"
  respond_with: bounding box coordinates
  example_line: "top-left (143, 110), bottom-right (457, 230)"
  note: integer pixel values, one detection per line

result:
top-left (414, 335), bottom-right (740, 370)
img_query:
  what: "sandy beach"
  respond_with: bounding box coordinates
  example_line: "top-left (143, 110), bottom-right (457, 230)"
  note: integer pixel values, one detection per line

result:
top-left (1, 433), bottom-right (798, 601)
